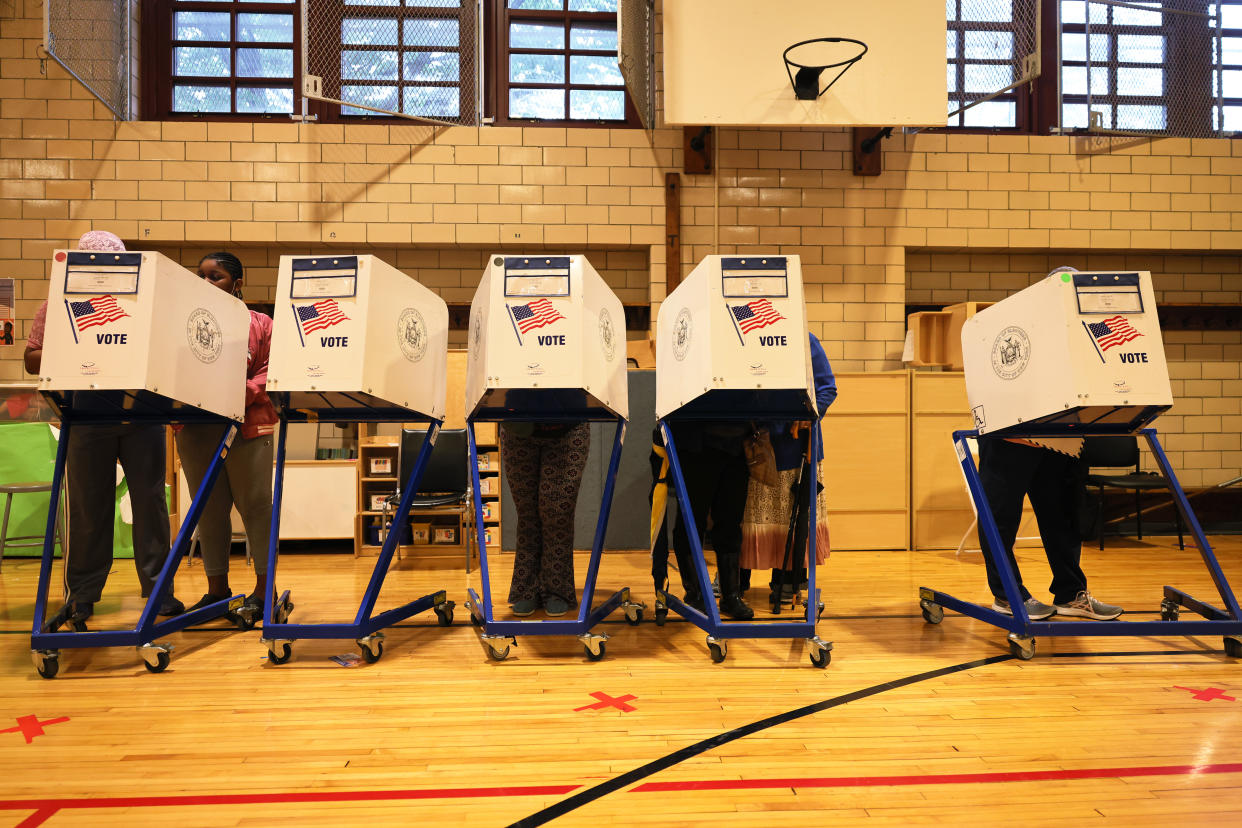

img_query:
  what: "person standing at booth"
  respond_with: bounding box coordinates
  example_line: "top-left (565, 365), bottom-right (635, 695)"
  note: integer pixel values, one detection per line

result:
top-left (670, 420), bottom-right (755, 620)
top-left (741, 332), bottom-right (837, 603)
top-left (25, 230), bottom-right (183, 627)
top-left (501, 422), bottom-right (592, 617)
top-left (174, 252), bottom-right (276, 614)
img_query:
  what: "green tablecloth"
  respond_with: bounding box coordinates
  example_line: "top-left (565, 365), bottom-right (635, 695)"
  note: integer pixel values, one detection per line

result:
top-left (0, 422), bottom-right (168, 559)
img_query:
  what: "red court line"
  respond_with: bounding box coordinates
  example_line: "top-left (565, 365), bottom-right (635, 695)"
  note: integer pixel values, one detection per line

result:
top-left (0, 783), bottom-right (581, 815)
top-left (631, 761), bottom-right (1242, 792)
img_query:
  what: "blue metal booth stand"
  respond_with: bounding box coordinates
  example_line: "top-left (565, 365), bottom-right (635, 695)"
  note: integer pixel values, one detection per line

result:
top-left (920, 426), bottom-right (1242, 660)
top-left (31, 393), bottom-right (249, 679)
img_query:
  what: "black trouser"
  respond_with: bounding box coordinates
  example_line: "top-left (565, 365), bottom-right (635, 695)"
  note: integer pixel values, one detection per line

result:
top-left (977, 439), bottom-right (1088, 605)
top-left (671, 445), bottom-right (749, 601)
top-left (64, 424), bottom-right (170, 604)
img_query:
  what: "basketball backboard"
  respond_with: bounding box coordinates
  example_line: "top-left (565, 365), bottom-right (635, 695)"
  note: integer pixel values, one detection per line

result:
top-left (662, 0), bottom-right (947, 127)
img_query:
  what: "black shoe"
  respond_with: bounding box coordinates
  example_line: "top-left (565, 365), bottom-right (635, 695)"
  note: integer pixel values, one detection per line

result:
top-left (683, 592), bottom-right (707, 614)
top-left (242, 590), bottom-right (264, 614)
top-left (185, 593), bottom-right (229, 613)
top-left (158, 596), bottom-right (186, 616)
top-left (44, 600), bottom-right (93, 632)
top-left (719, 594), bottom-right (754, 621)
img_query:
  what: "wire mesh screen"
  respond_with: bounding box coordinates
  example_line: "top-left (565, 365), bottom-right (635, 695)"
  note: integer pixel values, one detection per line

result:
top-left (1059, 0), bottom-right (1231, 138)
top-left (618, 0), bottom-right (654, 129)
top-left (304, 0), bottom-right (478, 124)
top-left (44, 0), bottom-right (130, 119)
top-left (947, 0), bottom-right (1041, 127)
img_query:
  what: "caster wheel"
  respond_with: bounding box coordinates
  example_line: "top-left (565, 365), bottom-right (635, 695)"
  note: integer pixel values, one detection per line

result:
top-left (360, 641), bottom-right (384, 663)
top-left (487, 644), bottom-right (510, 661)
top-left (1160, 600), bottom-right (1180, 622)
top-left (921, 600), bottom-right (944, 625)
top-left (585, 642), bottom-right (606, 661)
top-left (625, 609), bottom-right (643, 626)
top-left (708, 641), bottom-right (727, 663)
top-left (1008, 637), bottom-right (1036, 661)
top-left (231, 613), bottom-right (257, 632)
top-left (1224, 637), bottom-right (1242, 658)
top-left (817, 602), bottom-right (825, 622)
top-left (809, 648), bottom-right (831, 668)
top-left (435, 606), bottom-right (454, 627)
top-left (35, 654), bottom-right (59, 680)
top-left (654, 608), bottom-right (667, 627)
top-left (143, 651), bottom-right (171, 673)
top-left (268, 643), bottom-right (292, 665)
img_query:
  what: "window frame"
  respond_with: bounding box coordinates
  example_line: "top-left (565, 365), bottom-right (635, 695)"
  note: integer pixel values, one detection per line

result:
top-left (142, 0), bottom-right (303, 122)
top-left (485, 0), bottom-right (641, 129)
top-left (308, 0), bottom-right (477, 124)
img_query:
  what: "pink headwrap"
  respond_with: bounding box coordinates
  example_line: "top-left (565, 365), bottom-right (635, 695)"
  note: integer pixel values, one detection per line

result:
top-left (77, 230), bottom-right (126, 252)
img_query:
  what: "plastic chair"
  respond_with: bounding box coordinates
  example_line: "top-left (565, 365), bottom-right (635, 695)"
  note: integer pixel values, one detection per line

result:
top-left (1082, 435), bottom-right (1184, 550)
top-left (953, 437), bottom-right (1038, 556)
top-left (384, 428), bottom-right (473, 568)
top-left (0, 481), bottom-right (66, 571)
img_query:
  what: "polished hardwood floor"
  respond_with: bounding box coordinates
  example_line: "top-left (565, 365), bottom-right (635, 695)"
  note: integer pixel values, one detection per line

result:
top-left (1, 535), bottom-right (1241, 826)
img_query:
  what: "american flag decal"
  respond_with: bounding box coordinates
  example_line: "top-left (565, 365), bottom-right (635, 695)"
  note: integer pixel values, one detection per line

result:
top-left (296, 299), bottom-right (349, 335)
top-left (68, 295), bottom-right (128, 332)
top-left (1087, 315), bottom-right (1143, 352)
top-left (510, 298), bottom-right (565, 334)
top-left (731, 299), bottom-right (785, 334)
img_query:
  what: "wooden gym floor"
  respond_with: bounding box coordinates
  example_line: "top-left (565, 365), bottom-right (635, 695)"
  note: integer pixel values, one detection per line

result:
top-left (1, 536), bottom-right (1241, 826)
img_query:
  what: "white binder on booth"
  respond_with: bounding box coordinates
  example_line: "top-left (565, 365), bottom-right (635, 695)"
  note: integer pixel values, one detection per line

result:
top-left (267, 254), bottom-right (448, 419)
top-left (465, 254), bottom-right (627, 420)
top-left (39, 249), bottom-right (249, 421)
top-left (655, 254), bottom-right (815, 421)
top-left (961, 270), bottom-right (1172, 436)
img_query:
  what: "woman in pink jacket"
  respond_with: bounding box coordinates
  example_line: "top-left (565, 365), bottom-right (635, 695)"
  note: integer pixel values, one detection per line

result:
top-left (175, 252), bottom-right (278, 614)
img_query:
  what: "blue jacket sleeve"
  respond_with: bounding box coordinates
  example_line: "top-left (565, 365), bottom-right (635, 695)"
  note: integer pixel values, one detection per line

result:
top-left (809, 333), bottom-right (836, 420)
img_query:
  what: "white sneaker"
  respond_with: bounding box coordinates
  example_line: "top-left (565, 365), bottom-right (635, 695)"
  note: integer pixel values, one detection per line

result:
top-left (991, 596), bottom-right (1055, 620)
top-left (1055, 591), bottom-right (1123, 620)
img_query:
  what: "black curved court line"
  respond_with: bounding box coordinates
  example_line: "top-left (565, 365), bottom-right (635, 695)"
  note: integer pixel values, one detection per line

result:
top-left (507, 646), bottom-right (1224, 827)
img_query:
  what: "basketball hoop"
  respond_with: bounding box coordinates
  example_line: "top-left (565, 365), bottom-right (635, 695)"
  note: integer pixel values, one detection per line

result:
top-left (783, 37), bottom-right (868, 101)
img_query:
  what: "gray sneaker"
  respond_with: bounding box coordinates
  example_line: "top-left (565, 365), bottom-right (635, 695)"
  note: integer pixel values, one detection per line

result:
top-left (991, 596), bottom-right (1055, 620)
top-left (1055, 591), bottom-right (1123, 620)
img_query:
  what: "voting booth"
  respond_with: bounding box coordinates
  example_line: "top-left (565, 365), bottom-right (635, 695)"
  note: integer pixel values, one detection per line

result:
top-left (654, 254), bottom-right (832, 668)
top-left (39, 250), bottom-right (248, 421)
top-left (656, 255), bottom-right (815, 421)
top-left (267, 254), bottom-right (447, 418)
top-left (920, 269), bottom-right (1242, 661)
top-left (465, 254), bottom-right (627, 421)
top-left (32, 251), bottom-right (254, 678)
top-left (261, 254), bottom-right (454, 666)
top-left (463, 255), bottom-right (638, 662)
top-left (961, 270), bottom-right (1172, 438)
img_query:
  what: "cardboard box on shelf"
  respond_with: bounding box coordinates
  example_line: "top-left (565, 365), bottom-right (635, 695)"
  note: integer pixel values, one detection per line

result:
top-left (432, 526), bottom-right (458, 544)
top-left (411, 522), bottom-right (432, 544)
top-left (369, 456), bottom-right (393, 475)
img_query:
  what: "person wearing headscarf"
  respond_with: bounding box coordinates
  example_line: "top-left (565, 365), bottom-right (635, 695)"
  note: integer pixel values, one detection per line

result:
top-left (173, 252), bottom-right (276, 613)
top-left (26, 231), bottom-right (183, 630)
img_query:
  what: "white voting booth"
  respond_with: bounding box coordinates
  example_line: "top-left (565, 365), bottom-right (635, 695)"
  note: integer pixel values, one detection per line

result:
top-left (466, 255), bottom-right (627, 420)
top-left (463, 254), bottom-right (638, 659)
top-left (32, 251), bottom-right (253, 677)
top-left (267, 254), bottom-right (448, 419)
top-left (653, 254), bottom-right (832, 668)
top-left (39, 250), bottom-right (249, 420)
top-left (656, 254), bottom-right (815, 420)
top-left (261, 254), bottom-right (453, 665)
top-left (961, 270), bottom-right (1172, 436)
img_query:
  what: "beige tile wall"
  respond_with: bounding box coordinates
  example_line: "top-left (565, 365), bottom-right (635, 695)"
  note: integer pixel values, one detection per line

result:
top-left (2, 0), bottom-right (1238, 483)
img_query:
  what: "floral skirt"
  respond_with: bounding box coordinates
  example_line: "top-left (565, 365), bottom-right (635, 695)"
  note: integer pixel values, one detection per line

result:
top-left (740, 462), bottom-right (830, 570)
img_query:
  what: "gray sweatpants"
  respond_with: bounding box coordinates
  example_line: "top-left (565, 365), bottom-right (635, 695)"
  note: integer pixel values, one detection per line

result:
top-left (175, 425), bottom-right (273, 579)
top-left (65, 424), bottom-right (170, 604)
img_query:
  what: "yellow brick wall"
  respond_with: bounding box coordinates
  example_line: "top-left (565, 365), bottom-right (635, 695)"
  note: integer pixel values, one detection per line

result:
top-left (2, 0), bottom-right (1238, 483)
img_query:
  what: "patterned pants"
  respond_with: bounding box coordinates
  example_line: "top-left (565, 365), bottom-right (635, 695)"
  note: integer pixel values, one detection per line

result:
top-left (501, 423), bottom-right (591, 605)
